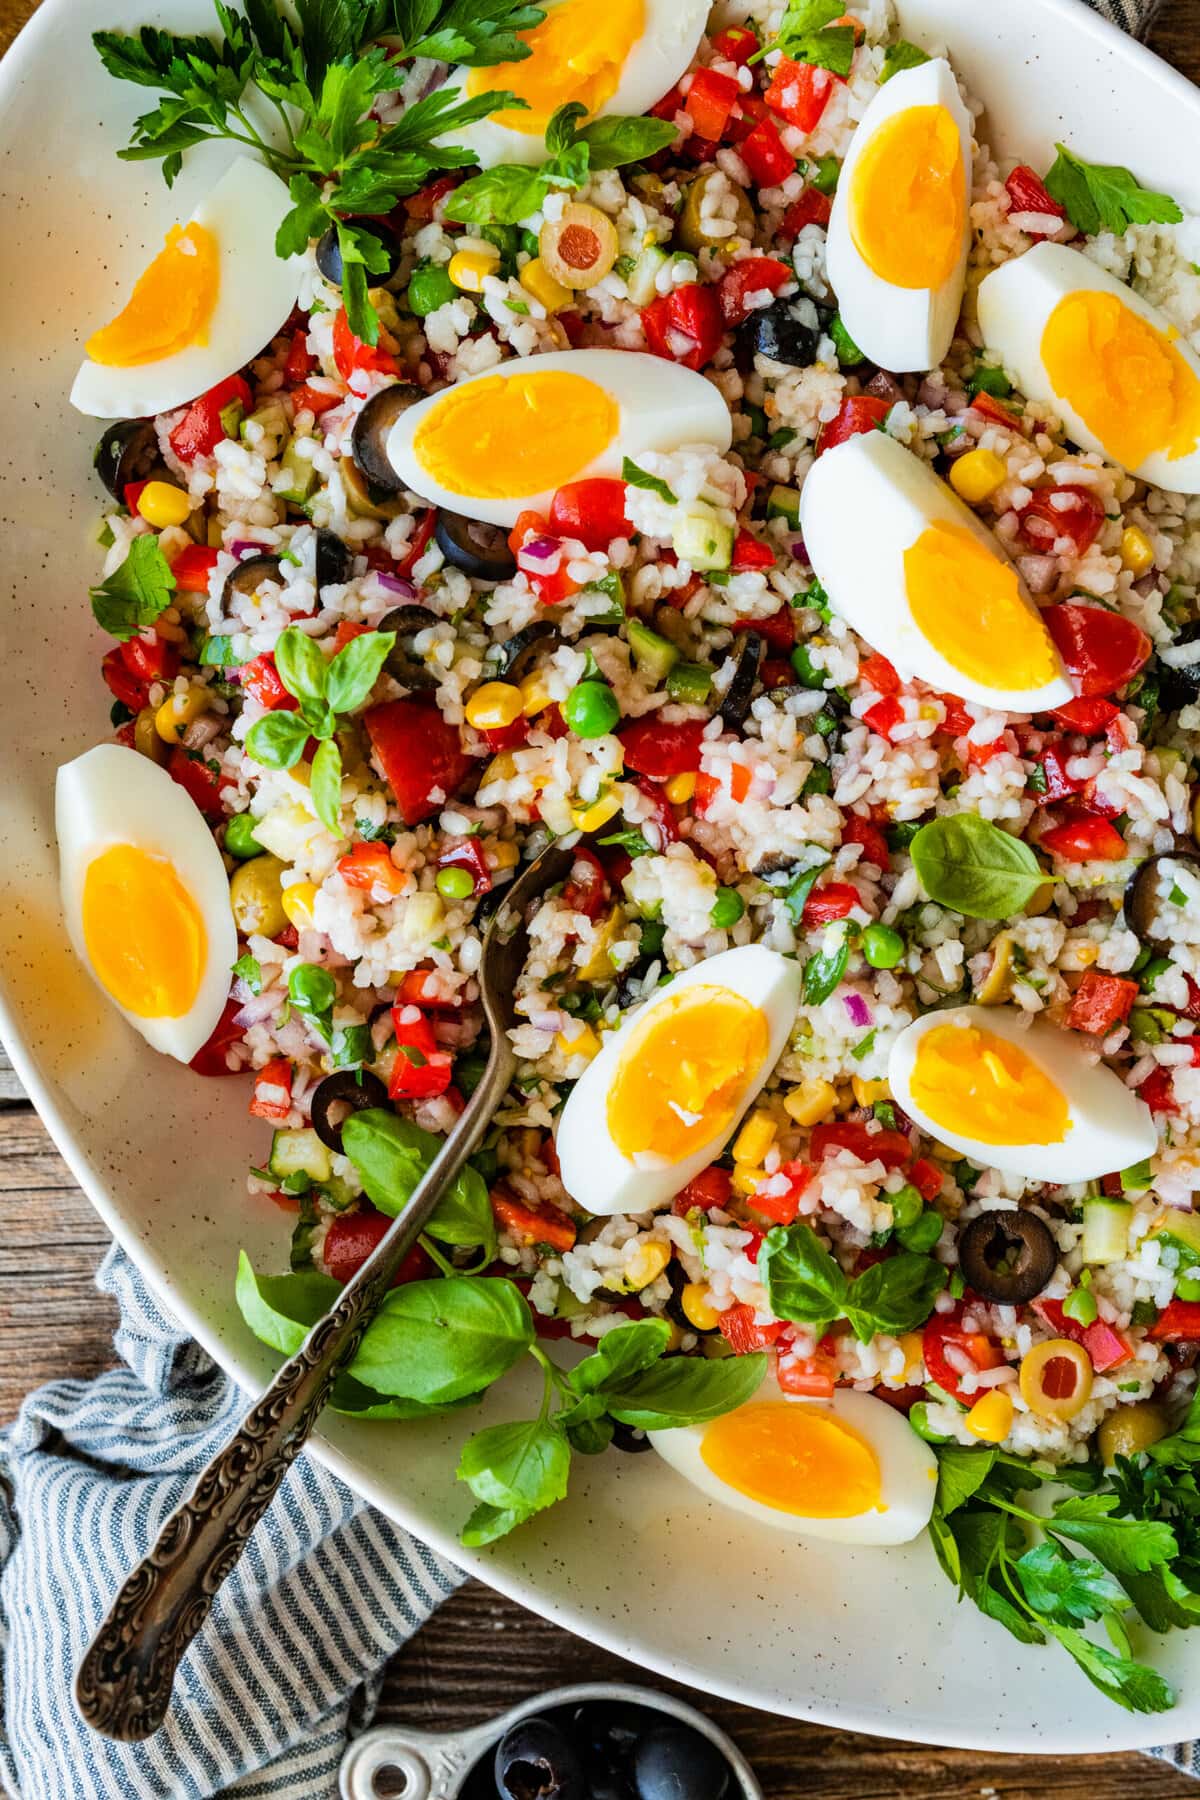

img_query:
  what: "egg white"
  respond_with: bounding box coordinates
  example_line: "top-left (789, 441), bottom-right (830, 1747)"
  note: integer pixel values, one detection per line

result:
top-left (826, 58), bottom-right (972, 374)
top-left (56, 744), bottom-right (238, 1062)
top-left (71, 158), bottom-right (304, 420)
top-left (446, 0), bottom-right (710, 169)
top-left (977, 241), bottom-right (1200, 492)
top-left (888, 1004), bottom-right (1158, 1183)
top-left (649, 1377), bottom-right (938, 1545)
top-left (555, 944), bottom-right (802, 1217)
top-left (385, 348), bottom-right (733, 528)
top-left (798, 430), bottom-right (1072, 712)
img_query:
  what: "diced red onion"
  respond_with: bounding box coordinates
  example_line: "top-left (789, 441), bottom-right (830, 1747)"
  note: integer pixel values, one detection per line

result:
top-left (230, 539), bottom-right (266, 559)
top-left (790, 539), bottom-right (806, 561)
top-left (865, 371), bottom-right (903, 404)
top-left (843, 992), bottom-right (871, 1028)
top-left (1016, 553), bottom-right (1058, 595)
top-left (376, 572), bottom-right (417, 596)
top-left (519, 537), bottom-right (561, 564)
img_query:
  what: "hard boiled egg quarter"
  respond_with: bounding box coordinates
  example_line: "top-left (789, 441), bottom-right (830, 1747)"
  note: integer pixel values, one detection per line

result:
top-left (57, 745), bottom-right (238, 1062)
top-left (650, 1375), bottom-right (938, 1546)
top-left (799, 430), bottom-right (1072, 713)
top-left (827, 58), bottom-right (972, 373)
top-left (888, 1005), bottom-right (1157, 1183)
top-left (451, 0), bottom-right (710, 169)
top-left (385, 349), bottom-right (732, 529)
top-left (71, 158), bottom-right (303, 420)
top-left (556, 944), bottom-right (801, 1216)
top-left (977, 242), bottom-right (1200, 492)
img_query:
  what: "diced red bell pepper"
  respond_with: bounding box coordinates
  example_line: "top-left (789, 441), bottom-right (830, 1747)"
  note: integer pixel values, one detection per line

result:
top-left (729, 528), bottom-right (778, 572)
top-left (167, 746), bottom-right (225, 820)
top-left (776, 1351), bottom-right (838, 1398)
top-left (331, 621), bottom-right (371, 655)
top-left (694, 763), bottom-right (752, 815)
top-left (122, 635), bottom-right (178, 687)
top-left (1040, 811), bottom-right (1126, 863)
top-left (1033, 741), bottom-right (1085, 803)
top-left (240, 652), bottom-right (298, 712)
top-left (673, 1165), bottom-right (733, 1215)
top-left (548, 478), bottom-right (631, 550)
top-left (732, 606), bottom-right (794, 655)
top-left (171, 544), bottom-right (220, 595)
top-left (402, 173), bottom-right (461, 222)
top-left (1043, 601), bottom-right (1151, 699)
top-left (388, 1005), bottom-right (454, 1099)
top-left (781, 188), bottom-right (833, 234)
top-left (739, 117), bottom-right (795, 188)
top-left (1048, 695), bottom-right (1119, 735)
top-left (716, 257), bottom-right (793, 327)
top-left (864, 695), bottom-right (904, 740)
top-left (562, 846), bottom-right (609, 919)
top-left (909, 1158), bottom-right (944, 1203)
top-left (1005, 165), bottom-right (1067, 227)
top-left (618, 717), bottom-right (707, 780)
top-left (1066, 970), bottom-right (1138, 1035)
top-left (811, 1122), bottom-right (911, 1168)
top-left (841, 815), bottom-right (890, 870)
top-left (713, 24), bottom-right (759, 63)
top-left (938, 693), bottom-right (973, 736)
top-left (632, 774), bottom-right (681, 848)
top-left (817, 394), bottom-right (891, 455)
top-left (478, 715), bottom-right (531, 754)
top-left (1017, 486), bottom-right (1106, 558)
top-left (169, 374), bottom-right (253, 463)
top-left (332, 307), bottom-right (399, 383)
top-left (437, 836), bottom-right (493, 896)
top-left (859, 652), bottom-right (900, 696)
top-left (1140, 1065), bottom-right (1178, 1114)
top-left (293, 383), bottom-right (342, 418)
top-left (765, 56), bottom-right (835, 132)
top-left (338, 841), bottom-right (407, 896)
top-left (1037, 1298), bottom-right (1133, 1370)
top-left (719, 1303), bottom-right (785, 1355)
top-left (970, 391), bottom-right (1022, 431)
top-left (102, 648), bottom-right (145, 712)
top-left (124, 479), bottom-right (151, 518)
top-left (649, 83), bottom-right (685, 125)
top-left (509, 510), bottom-right (580, 605)
top-left (395, 969), bottom-right (464, 1011)
top-left (284, 328), bottom-right (316, 384)
top-left (490, 1187), bottom-right (577, 1252)
top-left (395, 506), bottom-right (438, 579)
top-left (188, 996), bottom-right (245, 1076)
top-left (364, 697), bottom-right (474, 826)
top-left (249, 1057), bottom-right (293, 1122)
top-left (923, 1306), bottom-right (1005, 1402)
top-left (1149, 1300), bottom-right (1200, 1343)
top-left (750, 1160), bottom-right (813, 1227)
top-left (686, 66), bottom-right (742, 140)
top-left (322, 1207), bottom-right (432, 1287)
top-left (803, 881), bottom-right (860, 926)
top-left (641, 282), bottom-right (724, 372)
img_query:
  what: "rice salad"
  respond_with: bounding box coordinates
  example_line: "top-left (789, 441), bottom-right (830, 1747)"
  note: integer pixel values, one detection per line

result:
top-left (57, 0), bottom-right (1200, 1710)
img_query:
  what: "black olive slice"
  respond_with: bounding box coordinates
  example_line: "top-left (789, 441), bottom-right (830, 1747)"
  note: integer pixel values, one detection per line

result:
top-left (718, 630), bottom-right (764, 729)
top-left (315, 220), bottom-right (401, 288)
top-left (957, 1209), bottom-right (1057, 1306)
top-left (315, 527), bottom-right (353, 590)
top-left (1124, 851), bottom-right (1200, 951)
top-left (496, 621), bottom-right (564, 681)
top-left (742, 297), bottom-right (820, 367)
top-left (435, 510), bottom-right (518, 581)
top-left (94, 418), bottom-right (160, 502)
top-left (221, 552), bottom-right (283, 610)
top-left (378, 603), bottom-right (441, 690)
top-left (351, 384), bottom-right (421, 493)
top-left (310, 1069), bottom-right (389, 1153)
top-left (1157, 622), bottom-right (1200, 711)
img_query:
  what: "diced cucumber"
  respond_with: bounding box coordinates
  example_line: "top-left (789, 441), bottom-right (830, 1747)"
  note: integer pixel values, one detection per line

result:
top-left (1081, 1195), bottom-right (1133, 1265)
top-left (315, 1173), bottom-right (357, 1211)
top-left (627, 618), bottom-right (680, 684)
top-left (277, 437), bottom-right (318, 505)
top-left (239, 402), bottom-right (278, 443)
top-left (672, 506), bottom-right (733, 572)
top-left (625, 246), bottom-right (669, 307)
top-left (269, 1127), bottom-right (332, 1186)
top-left (766, 483), bottom-right (802, 526)
top-left (666, 661), bottom-right (714, 704)
top-left (1151, 1208), bottom-right (1200, 1258)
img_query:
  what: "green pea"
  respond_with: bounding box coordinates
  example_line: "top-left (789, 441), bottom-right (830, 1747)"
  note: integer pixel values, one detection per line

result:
top-left (809, 152), bottom-right (840, 194)
top-left (1062, 1285), bottom-right (1100, 1325)
top-left (896, 1209), bottom-right (943, 1254)
top-left (710, 887), bottom-right (745, 929)
top-left (407, 261), bottom-right (457, 317)
top-left (862, 922), bottom-right (905, 969)
top-left (1176, 1273), bottom-right (1200, 1303)
top-left (564, 680), bottom-right (620, 739)
top-left (790, 642), bottom-right (826, 689)
top-left (224, 812), bottom-right (264, 860)
top-left (436, 865), bottom-right (475, 901)
top-left (889, 1183), bottom-right (924, 1233)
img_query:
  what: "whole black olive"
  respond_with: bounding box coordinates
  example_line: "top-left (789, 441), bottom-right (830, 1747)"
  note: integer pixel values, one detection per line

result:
top-left (351, 383), bottom-right (421, 493)
top-left (742, 297), bottom-right (820, 368)
top-left (495, 1717), bottom-right (585, 1800)
top-left (957, 1209), bottom-right (1058, 1306)
top-left (315, 527), bottom-right (353, 590)
top-left (568, 1702), bottom-right (644, 1765)
top-left (310, 1069), bottom-right (389, 1153)
top-left (316, 220), bottom-right (401, 288)
top-left (222, 552), bottom-right (283, 610)
top-left (610, 1420), bottom-right (651, 1454)
top-left (1157, 623), bottom-right (1200, 711)
top-left (633, 1724), bottom-right (731, 1800)
top-left (1124, 851), bottom-right (1200, 951)
top-left (94, 418), bottom-right (160, 502)
top-left (717, 630), bottom-right (763, 730)
top-left (437, 510), bottom-right (518, 581)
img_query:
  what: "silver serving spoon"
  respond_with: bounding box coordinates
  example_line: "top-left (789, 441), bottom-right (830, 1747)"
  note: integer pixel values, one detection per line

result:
top-left (75, 839), bottom-right (575, 1742)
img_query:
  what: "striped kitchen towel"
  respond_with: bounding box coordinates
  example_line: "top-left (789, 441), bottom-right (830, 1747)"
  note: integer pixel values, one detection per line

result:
top-left (0, 1248), bottom-right (464, 1800)
top-left (1092, 0), bottom-right (1163, 32)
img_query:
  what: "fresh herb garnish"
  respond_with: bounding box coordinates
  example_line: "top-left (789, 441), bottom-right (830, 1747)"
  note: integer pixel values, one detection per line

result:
top-left (802, 922), bottom-right (852, 1004)
top-left (287, 961), bottom-right (336, 1042)
top-left (757, 1222), bottom-right (946, 1342)
top-left (444, 100), bottom-right (676, 225)
top-left (755, 0), bottom-right (856, 74)
top-left (1043, 143), bottom-right (1182, 237)
top-left (880, 39), bottom-right (931, 82)
top-left (621, 456), bottom-right (677, 505)
top-left (89, 534), bottom-right (176, 641)
top-left (231, 951), bottom-right (263, 994)
top-left (910, 813), bottom-right (1050, 920)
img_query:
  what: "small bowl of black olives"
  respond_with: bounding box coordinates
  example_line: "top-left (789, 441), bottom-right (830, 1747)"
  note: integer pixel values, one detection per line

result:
top-left (338, 1682), bottom-right (761, 1800)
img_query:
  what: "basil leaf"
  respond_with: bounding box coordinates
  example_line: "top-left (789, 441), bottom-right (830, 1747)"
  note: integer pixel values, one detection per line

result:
top-left (621, 457), bottom-right (676, 504)
top-left (288, 962), bottom-right (335, 1041)
top-left (803, 926), bottom-right (851, 1004)
top-left (424, 1164), bottom-right (497, 1259)
top-left (331, 1022), bottom-right (373, 1069)
top-left (329, 1372), bottom-right (474, 1421)
top-left (234, 1250), bottom-right (340, 1357)
top-left (1044, 143), bottom-right (1182, 237)
top-left (910, 813), bottom-right (1048, 920)
top-left (545, 100), bottom-right (586, 155)
top-left (880, 39), bottom-right (930, 81)
top-left (602, 1351), bottom-right (767, 1430)
top-left (327, 628), bottom-right (395, 714)
top-left (579, 115), bottom-right (678, 170)
top-left (350, 1275), bottom-right (534, 1403)
top-left (310, 736), bottom-right (344, 836)
top-left (274, 624), bottom-right (328, 704)
top-left (757, 1223), bottom-right (846, 1336)
top-left (568, 1319), bottom-right (672, 1396)
top-left (843, 1252), bottom-right (947, 1343)
top-left (89, 535), bottom-right (177, 642)
top-left (457, 1417), bottom-right (570, 1513)
top-left (442, 162), bottom-right (554, 225)
top-left (342, 1108), bottom-right (496, 1255)
top-left (781, 858), bottom-right (828, 926)
top-left (460, 1500), bottom-right (531, 1546)
top-left (244, 709), bottom-right (311, 770)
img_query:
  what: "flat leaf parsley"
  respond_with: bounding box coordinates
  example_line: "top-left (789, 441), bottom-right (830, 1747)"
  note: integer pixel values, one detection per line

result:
top-left (1044, 143), bottom-right (1182, 237)
top-left (443, 101), bottom-right (677, 226)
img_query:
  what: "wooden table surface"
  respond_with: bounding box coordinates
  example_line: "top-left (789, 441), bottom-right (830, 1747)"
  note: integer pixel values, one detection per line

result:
top-left (4, 0), bottom-right (1200, 1792)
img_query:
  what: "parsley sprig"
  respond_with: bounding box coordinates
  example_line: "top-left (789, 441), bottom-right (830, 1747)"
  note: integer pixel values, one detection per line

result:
top-left (443, 101), bottom-right (677, 226)
top-left (1044, 143), bottom-right (1182, 238)
top-left (89, 535), bottom-right (178, 642)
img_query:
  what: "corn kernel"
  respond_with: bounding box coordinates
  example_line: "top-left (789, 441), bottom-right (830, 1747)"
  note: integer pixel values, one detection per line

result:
top-left (465, 681), bottom-right (523, 731)
top-left (664, 771), bottom-right (697, 805)
top-left (783, 1079), bottom-right (839, 1128)
top-left (624, 1240), bottom-right (671, 1291)
top-left (898, 1332), bottom-right (925, 1380)
top-left (1075, 942), bottom-right (1100, 966)
top-left (732, 1110), bottom-right (777, 1166)
top-left (965, 1387), bottom-right (1015, 1444)
top-left (570, 791), bottom-right (623, 834)
top-left (681, 1282), bottom-right (722, 1332)
top-left (731, 1165), bottom-right (766, 1198)
top-left (482, 751), bottom-right (518, 788)
top-left (518, 256), bottom-right (572, 314)
top-left (662, 1319), bottom-right (685, 1354)
top-left (930, 1140), bottom-right (964, 1162)
top-left (519, 670), bottom-right (555, 716)
top-left (138, 480), bottom-right (193, 528)
top-left (556, 1023), bottom-right (600, 1061)
top-left (448, 247), bottom-right (501, 293)
top-left (154, 685), bottom-right (208, 743)
top-left (281, 881), bottom-right (319, 931)
top-left (948, 447), bottom-right (1007, 505)
top-left (851, 1076), bottom-right (890, 1107)
top-left (489, 839), bottom-right (520, 870)
top-left (1121, 525), bottom-right (1155, 577)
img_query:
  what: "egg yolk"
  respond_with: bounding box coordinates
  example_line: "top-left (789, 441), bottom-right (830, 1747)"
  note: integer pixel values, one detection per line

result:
top-left (85, 222), bottom-right (219, 368)
top-left (849, 104), bottom-right (965, 290)
top-left (908, 1022), bottom-right (1071, 1147)
top-left (606, 986), bottom-right (769, 1162)
top-left (1041, 288), bottom-right (1200, 470)
top-left (82, 844), bottom-right (206, 1019)
top-left (702, 1403), bottom-right (883, 1518)
top-left (464, 0), bottom-right (644, 137)
top-left (904, 519), bottom-right (1060, 692)
top-left (412, 369), bottom-right (619, 500)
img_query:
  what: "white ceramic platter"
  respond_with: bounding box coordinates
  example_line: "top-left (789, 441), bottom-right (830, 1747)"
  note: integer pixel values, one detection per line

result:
top-left (2, 0), bottom-right (1197, 1752)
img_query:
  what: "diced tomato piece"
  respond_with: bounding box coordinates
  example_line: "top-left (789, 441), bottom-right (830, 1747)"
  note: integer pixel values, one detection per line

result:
top-left (765, 56), bottom-right (835, 132)
top-left (1017, 487), bottom-right (1106, 558)
top-left (841, 816), bottom-right (890, 870)
top-left (124, 479), bottom-right (151, 517)
top-left (1043, 601), bottom-right (1151, 699)
top-left (641, 282), bottom-right (725, 372)
top-left (364, 697), bottom-right (474, 826)
top-left (686, 66), bottom-right (741, 139)
top-left (811, 1122), bottom-right (911, 1168)
top-left (388, 1005), bottom-right (453, 1099)
top-left (1032, 741), bottom-right (1085, 803)
top-left (249, 1057), bottom-right (293, 1122)
top-left (322, 1207), bottom-right (432, 1287)
top-left (188, 996), bottom-right (245, 1076)
top-left (395, 970), bottom-right (464, 1011)
top-left (719, 1304), bottom-right (785, 1355)
top-left (1040, 811), bottom-right (1126, 863)
top-left (548, 478), bottom-right (631, 550)
top-left (649, 83), bottom-right (685, 124)
top-left (859, 652), bottom-right (899, 696)
top-left (562, 846), bottom-right (609, 919)
top-left (751, 1161), bottom-right (813, 1227)
top-left (284, 328), bottom-right (316, 384)
top-left (728, 528), bottom-right (778, 573)
top-left (937, 693), bottom-right (973, 737)
top-left (395, 507), bottom-right (438, 579)
top-left (864, 695), bottom-right (904, 740)
top-left (293, 383), bottom-right (342, 417)
top-left (739, 117), bottom-right (795, 187)
top-left (632, 774), bottom-right (681, 848)
top-left (673, 1165), bottom-right (734, 1215)
top-left (169, 374), bottom-right (253, 462)
top-left (437, 836), bottom-right (493, 895)
top-left (490, 1186), bottom-right (577, 1252)
top-left (803, 881), bottom-right (860, 926)
top-left (402, 173), bottom-right (461, 222)
top-left (121, 635), bottom-right (178, 687)
top-left (1140, 1065), bottom-right (1178, 1115)
top-left (331, 621), bottom-right (370, 655)
top-left (776, 1350), bottom-right (837, 1397)
top-left (817, 394), bottom-right (891, 455)
top-left (713, 24), bottom-right (759, 63)
top-left (478, 715), bottom-right (531, 754)
top-left (1149, 1300), bottom-right (1200, 1343)
top-left (332, 307), bottom-right (399, 383)
top-left (923, 1307), bottom-right (1005, 1402)
top-left (619, 717), bottom-right (707, 780)
top-left (716, 257), bottom-right (793, 327)
top-left (909, 1158), bottom-right (944, 1203)
top-left (167, 746), bottom-right (225, 820)
top-left (1037, 1298), bottom-right (1133, 1370)
top-left (102, 648), bottom-right (145, 712)
top-left (1066, 970), bottom-right (1138, 1035)
top-left (781, 187), bottom-right (833, 234)
top-left (240, 652), bottom-right (297, 712)
top-left (1005, 165), bottom-right (1067, 228)
top-left (970, 391), bottom-right (1022, 431)
top-left (693, 763), bottom-right (752, 815)
top-left (1048, 695), bottom-right (1120, 735)
top-left (171, 544), bottom-right (220, 594)
top-left (732, 607), bottom-right (794, 656)
top-left (338, 841), bottom-right (407, 896)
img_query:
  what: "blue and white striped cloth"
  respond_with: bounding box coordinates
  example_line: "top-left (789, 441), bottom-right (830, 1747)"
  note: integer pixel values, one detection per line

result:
top-left (0, 1248), bottom-right (463, 1799)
